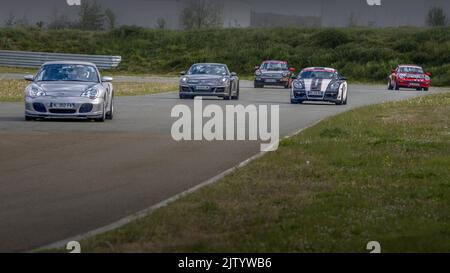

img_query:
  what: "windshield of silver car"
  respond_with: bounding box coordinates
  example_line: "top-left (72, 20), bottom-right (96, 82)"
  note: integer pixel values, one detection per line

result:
top-left (35, 64), bottom-right (99, 82)
top-left (188, 64), bottom-right (229, 76)
top-left (261, 62), bottom-right (288, 71)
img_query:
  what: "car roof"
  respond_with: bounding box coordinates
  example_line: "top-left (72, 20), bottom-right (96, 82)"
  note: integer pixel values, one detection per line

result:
top-left (192, 63), bottom-right (227, 66)
top-left (262, 60), bottom-right (287, 63)
top-left (398, 65), bottom-right (423, 69)
top-left (302, 67), bottom-right (337, 72)
top-left (42, 61), bottom-right (97, 66)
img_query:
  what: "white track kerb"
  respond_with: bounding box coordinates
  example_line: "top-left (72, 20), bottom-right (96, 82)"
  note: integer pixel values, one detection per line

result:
top-left (36, 99), bottom-right (319, 253)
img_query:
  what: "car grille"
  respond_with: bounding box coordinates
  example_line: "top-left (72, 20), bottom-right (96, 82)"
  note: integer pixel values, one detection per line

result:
top-left (182, 86), bottom-right (226, 93)
top-left (49, 109), bottom-right (77, 114)
top-left (188, 80), bottom-right (219, 85)
top-left (33, 103), bottom-right (47, 113)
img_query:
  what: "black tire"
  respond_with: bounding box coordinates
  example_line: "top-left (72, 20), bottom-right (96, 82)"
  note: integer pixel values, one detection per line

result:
top-left (223, 87), bottom-right (232, 100)
top-left (232, 84), bottom-right (240, 100)
top-left (424, 87), bottom-right (429, 91)
top-left (106, 97), bottom-right (114, 120)
top-left (179, 94), bottom-right (186, 99)
top-left (284, 82), bottom-right (289, 89)
top-left (94, 102), bottom-right (106, 122)
top-left (394, 81), bottom-right (400, 90)
top-left (343, 89), bottom-right (348, 105)
top-left (291, 99), bottom-right (301, 104)
top-left (335, 95), bottom-right (344, 105)
top-left (25, 116), bottom-right (34, 121)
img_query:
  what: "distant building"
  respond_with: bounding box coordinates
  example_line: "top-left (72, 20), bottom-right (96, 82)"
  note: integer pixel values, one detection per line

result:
top-left (320, 0), bottom-right (450, 27)
top-left (251, 12), bottom-right (320, 27)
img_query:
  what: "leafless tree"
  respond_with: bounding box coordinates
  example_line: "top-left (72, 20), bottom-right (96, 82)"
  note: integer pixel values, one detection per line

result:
top-left (77, 0), bottom-right (105, 30)
top-left (426, 6), bottom-right (448, 27)
top-left (105, 8), bottom-right (117, 30)
top-left (4, 13), bottom-right (16, 26)
top-left (180, 0), bottom-right (223, 29)
top-left (156, 18), bottom-right (167, 29)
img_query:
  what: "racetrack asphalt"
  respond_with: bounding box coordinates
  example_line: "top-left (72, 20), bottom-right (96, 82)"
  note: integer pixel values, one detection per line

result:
top-left (0, 80), bottom-right (442, 252)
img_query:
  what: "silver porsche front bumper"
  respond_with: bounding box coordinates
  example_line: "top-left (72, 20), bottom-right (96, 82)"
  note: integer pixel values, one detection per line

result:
top-left (179, 84), bottom-right (229, 97)
top-left (25, 96), bottom-right (105, 119)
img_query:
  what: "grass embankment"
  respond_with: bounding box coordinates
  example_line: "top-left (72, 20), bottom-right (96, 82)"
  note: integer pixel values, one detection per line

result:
top-left (2, 27), bottom-right (450, 85)
top-left (54, 92), bottom-right (450, 253)
top-left (0, 79), bottom-right (177, 102)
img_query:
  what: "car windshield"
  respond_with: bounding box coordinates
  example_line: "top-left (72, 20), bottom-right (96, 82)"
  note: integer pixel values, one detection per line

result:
top-left (35, 64), bottom-right (99, 82)
top-left (398, 67), bottom-right (424, 74)
top-left (299, 71), bottom-right (335, 79)
top-left (188, 64), bottom-right (228, 76)
top-left (261, 62), bottom-right (288, 71)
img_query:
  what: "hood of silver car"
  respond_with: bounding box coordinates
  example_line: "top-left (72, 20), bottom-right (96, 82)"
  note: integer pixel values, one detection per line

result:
top-left (186, 75), bottom-right (226, 80)
top-left (35, 81), bottom-right (98, 97)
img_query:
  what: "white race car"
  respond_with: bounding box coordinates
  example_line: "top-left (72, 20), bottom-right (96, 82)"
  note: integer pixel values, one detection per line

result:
top-left (291, 67), bottom-right (348, 105)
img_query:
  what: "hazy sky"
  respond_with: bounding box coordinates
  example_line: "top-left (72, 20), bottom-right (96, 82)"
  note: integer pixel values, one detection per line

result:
top-left (1, 0), bottom-right (450, 27)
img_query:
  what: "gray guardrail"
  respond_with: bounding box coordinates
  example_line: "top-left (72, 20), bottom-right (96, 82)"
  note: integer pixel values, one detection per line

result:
top-left (0, 50), bottom-right (122, 70)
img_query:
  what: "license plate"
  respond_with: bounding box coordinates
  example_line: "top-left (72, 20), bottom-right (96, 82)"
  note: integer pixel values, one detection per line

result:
top-left (49, 103), bottom-right (75, 108)
top-left (308, 91), bottom-right (323, 96)
top-left (196, 86), bottom-right (210, 91)
top-left (409, 83), bottom-right (420, 87)
top-left (265, 79), bottom-right (277, 83)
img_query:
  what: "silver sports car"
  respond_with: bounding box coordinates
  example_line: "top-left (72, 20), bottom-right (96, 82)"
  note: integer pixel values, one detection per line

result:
top-left (179, 63), bottom-right (240, 100)
top-left (24, 61), bottom-right (114, 121)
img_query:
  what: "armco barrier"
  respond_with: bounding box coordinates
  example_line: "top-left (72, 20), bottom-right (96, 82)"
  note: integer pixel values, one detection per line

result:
top-left (0, 50), bottom-right (122, 70)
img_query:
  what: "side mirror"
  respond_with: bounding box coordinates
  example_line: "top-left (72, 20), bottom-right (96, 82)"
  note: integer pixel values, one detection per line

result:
top-left (340, 76), bottom-right (348, 81)
top-left (254, 66), bottom-right (260, 71)
top-left (180, 71), bottom-right (186, 76)
top-left (231, 72), bottom-right (237, 77)
top-left (289, 67), bottom-right (296, 72)
top-left (24, 75), bottom-right (34, 81)
top-left (426, 72), bottom-right (431, 76)
top-left (102, 76), bottom-right (113, 82)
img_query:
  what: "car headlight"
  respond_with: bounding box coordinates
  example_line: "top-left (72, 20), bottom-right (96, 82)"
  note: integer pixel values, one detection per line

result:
top-left (329, 82), bottom-right (341, 91)
top-left (27, 86), bottom-right (46, 97)
top-left (81, 88), bottom-right (99, 99)
top-left (180, 77), bottom-right (188, 84)
top-left (293, 81), bottom-right (304, 89)
top-left (283, 71), bottom-right (289, 77)
top-left (255, 70), bottom-right (262, 76)
top-left (222, 77), bottom-right (230, 85)
top-left (398, 74), bottom-right (406, 79)
top-left (425, 75), bottom-right (431, 81)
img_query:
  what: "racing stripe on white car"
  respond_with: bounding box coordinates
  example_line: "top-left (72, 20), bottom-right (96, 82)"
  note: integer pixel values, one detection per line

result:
top-left (321, 79), bottom-right (332, 92)
top-left (304, 79), bottom-right (313, 92)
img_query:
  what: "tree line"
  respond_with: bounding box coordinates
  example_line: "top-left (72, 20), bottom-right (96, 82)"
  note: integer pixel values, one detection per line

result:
top-left (3, 1), bottom-right (450, 30)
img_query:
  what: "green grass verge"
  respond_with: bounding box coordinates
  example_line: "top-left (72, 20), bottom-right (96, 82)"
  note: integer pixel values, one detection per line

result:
top-left (2, 27), bottom-right (450, 85)
top-left (50, 92), bottom-right (450, 253)
top-left (0, 79), bottom-right (178, 102)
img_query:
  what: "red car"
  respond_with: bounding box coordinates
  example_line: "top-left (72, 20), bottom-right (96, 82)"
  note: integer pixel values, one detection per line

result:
top-left (388, 65), bottom-right (431, 91)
